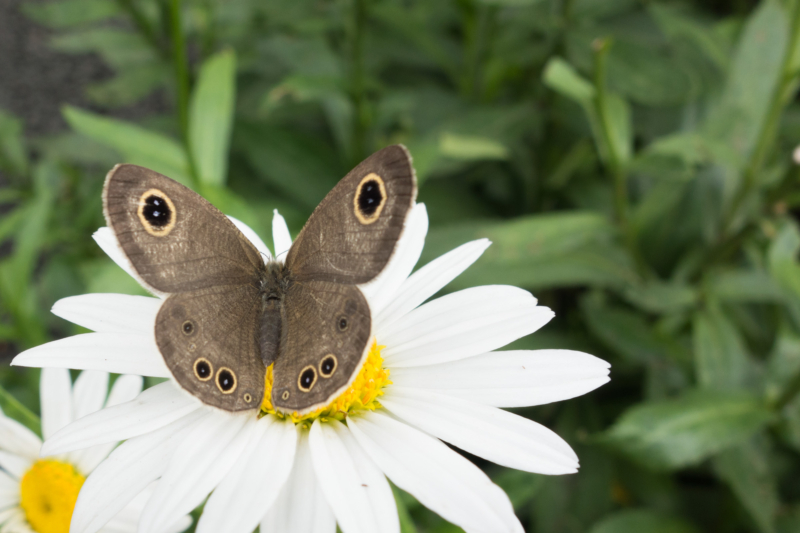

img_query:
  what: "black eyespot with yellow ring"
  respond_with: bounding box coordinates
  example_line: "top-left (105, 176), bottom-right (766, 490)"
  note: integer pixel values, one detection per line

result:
top-left (319, 355), bottom-right (337, 378)
top-left (353, 173), bottom-right (387, 225)
top-left (182, 320), bottom-right (195, 336)
top-left (193, 358), bottom-right (213, 381)
top-left (137, 189), bottom-right (177, 237)
top-left (298, 366), bottom-right (317, 392)
top-left (216, 367), bottom-right (237, 394)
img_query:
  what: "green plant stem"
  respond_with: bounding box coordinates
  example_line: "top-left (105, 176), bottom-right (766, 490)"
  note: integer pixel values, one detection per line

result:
top-left (165, 0), bottom-right (199, 186)
top-left (592, 38), bottom-right (643, 274)
top-left (592, 38), bottom-right (626, 228)
top-left (0, 382), bottom-right (41, 436)
top-left (350, 0), bottom-right (368, 164)
top-left (722, 0), bottom-right (800, 234)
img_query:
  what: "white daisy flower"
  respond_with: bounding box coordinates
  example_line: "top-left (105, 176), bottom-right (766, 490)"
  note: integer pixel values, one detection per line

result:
top-left (13, 205), bottom-right (610, 533)
top-left (0, 367), bottom-right (191, 533)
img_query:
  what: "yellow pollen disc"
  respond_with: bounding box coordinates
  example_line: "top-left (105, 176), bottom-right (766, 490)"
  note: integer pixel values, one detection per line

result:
top-left (261, 340), bottom-right (390, 424)
top-left (19, 459), bottom-right (85, 533)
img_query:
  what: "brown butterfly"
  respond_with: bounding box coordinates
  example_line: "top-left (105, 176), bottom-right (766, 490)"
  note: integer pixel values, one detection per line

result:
top-left (103, 145), bottom-right (416, 412)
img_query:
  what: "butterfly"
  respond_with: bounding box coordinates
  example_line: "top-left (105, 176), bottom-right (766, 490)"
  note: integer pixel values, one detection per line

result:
top-left (103, 145), bottom-right (416, 413)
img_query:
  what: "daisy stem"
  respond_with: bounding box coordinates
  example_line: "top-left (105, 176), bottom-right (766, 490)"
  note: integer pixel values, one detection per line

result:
top-left (0, 382), bottom-right (41, 436)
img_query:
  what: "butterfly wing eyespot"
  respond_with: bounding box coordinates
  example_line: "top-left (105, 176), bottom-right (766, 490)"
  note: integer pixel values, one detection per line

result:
top-left (216, 367), bottom-right (237, 394)
top-left (337, 316), bottom-right (348, 331)
top-left (137, 189), bottom-right (177, 237)
top-left (298, 366), bottom-right (318, 392)
top-left (243, 393), bottom-right (253, 403)
top-left (319, 355), bottom-right (338, 378)
top-left (353, 173), bottom-right (387, 225)
top-left (194, 358), bottom-right (213, 381)
top-left (281, 390), bottom-right (290, 401)
top-left (182, 320), bottom-right (195, 335)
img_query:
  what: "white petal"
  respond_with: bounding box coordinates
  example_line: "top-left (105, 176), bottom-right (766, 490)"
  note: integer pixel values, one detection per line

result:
top-left (309, 420), bottom-right (399, 533)
top-left (272, 210), bottom-right (292, 261)
top-left (261, 431), bottom-right (335, 533)
top-left (359, 204), bottom-right (428, 316)
top-left (73, 371), bottom-right (109, 420)
top-left (92, 228), bottom-right (139, 281)
top-left (42, 382), bottom-right (199, 457)
top-left (70, 409), bottom-right (206, 533)
top-left (375, 239), bottom-right (491, 331)
top-left (229, 216), bottom-right (272, 259)
top-left (382, 387), bottom-right (578, 474)
top-left (0, 451), bottom-right (31, 479)
top-left (0, 411), bottom-right (41, 460)
top-left (197, 417), bottom-right (298, 533)
top-left (138, 411), bottom-right (252, 533)
top-left (381, 286), bottom-right (552, 368)
top-left (67, 370), bottom-right (111, 474)
top-left (390, 349), bottom-right (611, 408)
top-left (13, 333), bottom-right (170, 378)
top-left (51, 294), bottom-right (160, 335)
top-left (41, 367), bottom-right (74, 440)
top-left (0, 471), bottom-right (18, 510)
top-left (348, 411), bottom-right (523, 533)
top-left (1, 509), bottom-right (34, 533)
top-left (106, 375), bottom-right (145, 407)
top-left (102, 485), bottom-right (191, 533)
top-left (68, 376), bottom-right (145, 475)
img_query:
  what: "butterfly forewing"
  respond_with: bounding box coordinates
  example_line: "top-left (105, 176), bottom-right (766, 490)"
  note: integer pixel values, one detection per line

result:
top-left (285, 145), bottom-right (416, 285)
top-left (103, 164), bottom-right (264, 294)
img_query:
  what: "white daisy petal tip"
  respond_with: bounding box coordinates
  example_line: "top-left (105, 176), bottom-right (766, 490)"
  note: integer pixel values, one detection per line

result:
top-left (272, 209), bottom-right (292, 261)
top-left (228, 216), bottom-right (272, 259)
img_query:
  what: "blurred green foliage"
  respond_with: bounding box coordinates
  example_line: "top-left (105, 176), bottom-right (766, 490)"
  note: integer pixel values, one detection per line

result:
top-left (3, 0), bottom-right (800, 531)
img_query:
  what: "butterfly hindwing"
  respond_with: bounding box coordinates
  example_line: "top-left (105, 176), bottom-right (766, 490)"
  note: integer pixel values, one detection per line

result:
top-left (156, 284), bottom-right (265, 411)
top-left (270, 280), bottom-right (371, 413)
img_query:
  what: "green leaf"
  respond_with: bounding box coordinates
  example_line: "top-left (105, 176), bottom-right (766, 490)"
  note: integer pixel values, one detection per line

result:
top-left (692, 306), bottom-right (751, 390)
top-left (589, 509), bottom-right (700, 533)
top-left (392, 485), bottom-right (418, 533)
top-left (713, 439), bottom-right (778, 533)
top-left (707, 269), bottom-right (786, 303)
top-left (603, 390), bottom-right (773, 470)
top-left (438, 132), bottom-right (509, 161)
top-left (621, 280), bottom-right (697, 314)
top-left (0, 383), bottom-right (42, 437)
top-left (705, 0), bottom-right (789, 161)
top-left (543, 57), bottom-right (595, 105)
top-left (582, 294), bottom-right (688, 365)
top-left (189, 49), bottom-right (237, 186)
top-left (601, 92), bottom-right (633, 167)
top-left (63, 106), bottom-right (192, 186)
top-left (420, 212), bottom-right (639, 291)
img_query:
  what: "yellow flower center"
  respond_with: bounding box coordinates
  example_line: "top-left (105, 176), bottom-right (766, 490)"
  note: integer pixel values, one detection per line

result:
top-left (261, 340), bottom-right (390, 424)
top-left (19, 460), bottom-right (85, 533)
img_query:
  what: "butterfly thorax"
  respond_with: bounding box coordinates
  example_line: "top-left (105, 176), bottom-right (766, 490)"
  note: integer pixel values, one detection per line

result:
top-left (258, 260), bottom-right (290, 368)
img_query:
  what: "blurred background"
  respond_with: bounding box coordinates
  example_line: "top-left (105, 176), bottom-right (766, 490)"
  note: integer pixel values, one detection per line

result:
top-left (1, 0), bottom-right (800, 531)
